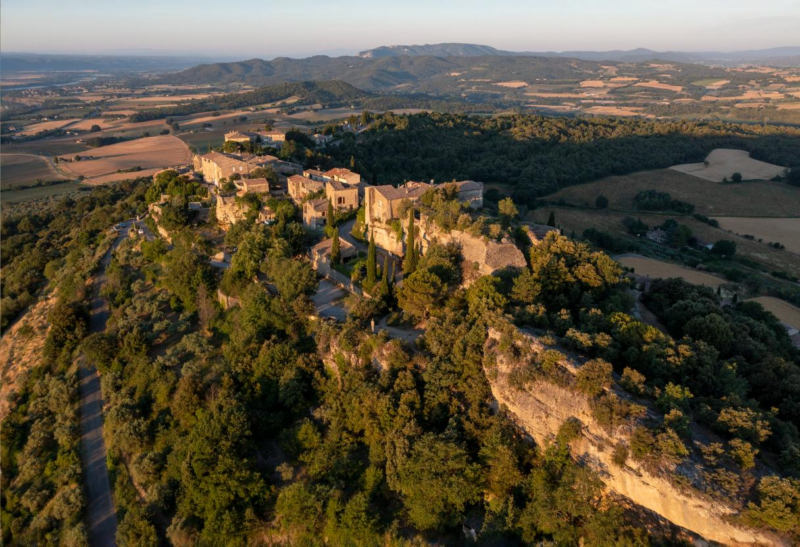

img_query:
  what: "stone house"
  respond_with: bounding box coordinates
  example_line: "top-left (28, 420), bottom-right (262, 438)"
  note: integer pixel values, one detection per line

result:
top-left (304, 169), bottom-right (326, 182)
top-left (303, 198), bottom-right (329, 229)
top-left (364, 183), bottom-right (431, 225)
top-left (326, 179), bottom-right (359, 211)
top-left (193, 151), bottom-right (264, 186)
top-left (288, 175), bottom-right (325, 203)
top-left (235, 178), bottom-right (271, 196)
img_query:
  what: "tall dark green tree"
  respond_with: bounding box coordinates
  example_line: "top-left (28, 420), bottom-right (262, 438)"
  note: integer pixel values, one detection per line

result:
top-left (331, 229), bottom-right (341, 265)
top-left (379, 256), bottom-right (389, 297)
top-left (404, 208), bottom-right (418, 274)
top-left (547, 210), bottom-right (556, 227)
top-left (366, 233), bottom-right (377, 288)
top-left (326, 199), bottom-right (335, 230)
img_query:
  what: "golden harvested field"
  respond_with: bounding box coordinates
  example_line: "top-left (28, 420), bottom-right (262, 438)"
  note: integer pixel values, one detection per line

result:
top-left (584, 106), bottom-right (645, 116)
top-left (714, 217), bottom-right (800, 254)
top-left (548, 168), bottom-right (800, 217)
top-left (60, 136), bottom-right (192, 182)
top-left (19, 118), bottom-right (81, 136)
top-left (634, 80), bottom-right (684, 93)
top-left (747, 297), bottom-right (800, 329)
top-left (66, 118), bottom-right (120, 130)
top-left (285, 107), bottom-right (360, 121)
top-left (778, 103), bottom-right (800, 110)
top-left (616, 256), bottom-right (725, 286)
top-left (671, 149), bottom-right (786, 182)
top-left (495, 81), bottom-right (528, 88)
top-left (580, 80), bottom-right (606, 88)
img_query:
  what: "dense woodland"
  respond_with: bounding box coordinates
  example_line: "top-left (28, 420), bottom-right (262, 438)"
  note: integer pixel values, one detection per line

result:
top-left (3, 110), bottom-right (800, 545)
top-left (329, 112), bottom-right (800, 202)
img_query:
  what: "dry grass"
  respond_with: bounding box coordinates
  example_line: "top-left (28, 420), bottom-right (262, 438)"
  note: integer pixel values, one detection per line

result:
top-left (495, 81), bottom-right (528, 88)
top-left (747, 297), bottom-right (800, 329)
top-left (60, 136), bottom-right (192, 182)
top-left (0, 295), bottom-right (55, 421)
top-left (714, 217), bottom-right (800, 254)
top-left (548, 168), bottom-right (800, 217)
top-left (584, 106), bottom-right (645, 116)
top-left (634, 80), bottom-right (684, 93)
top-left (671, 149), bottom-right (786, 182)
top-left (701, 90), bottom-right (785, 101)
top-left (616, 256), bottom-right (725, 286)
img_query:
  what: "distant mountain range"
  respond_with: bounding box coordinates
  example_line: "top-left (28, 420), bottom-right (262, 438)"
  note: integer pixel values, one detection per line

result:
top-left (357, 43), bottom-right (800, 66)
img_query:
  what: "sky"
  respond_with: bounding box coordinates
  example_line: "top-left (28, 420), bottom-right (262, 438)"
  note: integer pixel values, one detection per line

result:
top-left (2, 0), bottom-right (799, 58)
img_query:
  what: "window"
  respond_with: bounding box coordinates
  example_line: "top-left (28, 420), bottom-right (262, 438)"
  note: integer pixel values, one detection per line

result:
top-left (337, 197), bottom-right (345, 205)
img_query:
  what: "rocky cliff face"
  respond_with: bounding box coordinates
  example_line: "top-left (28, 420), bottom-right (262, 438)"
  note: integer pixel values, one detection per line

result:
top-left (485, 328), bottom-right (785, 547)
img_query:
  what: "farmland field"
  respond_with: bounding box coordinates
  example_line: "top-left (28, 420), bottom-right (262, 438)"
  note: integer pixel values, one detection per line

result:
top-left (747, 297), bottom-right (800, 329)
top-left (59, 136), bottom-right (192, 183)
top-left (714, 217), bottom-right (800, 254)
top-left (671, 149), bottom-right (786, 182)
top-left (548, 168), bottom-right (800, 217)
top-left (616, 256), bottom-right (726, 286)
top-left (536, 207), bottom-right (800, 277)
top-left (0, 154), bottom-right (66, 188)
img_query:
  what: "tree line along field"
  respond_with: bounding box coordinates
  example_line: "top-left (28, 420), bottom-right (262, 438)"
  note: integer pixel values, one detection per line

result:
top-left (536, 206), bottom-right (800, 278)
top-left (547, 168), bottom-right (800, 218)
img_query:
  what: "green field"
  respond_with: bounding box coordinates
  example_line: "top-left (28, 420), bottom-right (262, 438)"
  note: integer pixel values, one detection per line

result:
top-left (0, 181), bottom-right (87, 204)
top-left (0, 141), bottom-right (89, 157)
top-left (0, 154), bottom-right (66, 189)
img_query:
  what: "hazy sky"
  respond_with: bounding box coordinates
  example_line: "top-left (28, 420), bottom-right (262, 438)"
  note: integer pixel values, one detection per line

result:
top-left (2, 0), bottom-right (799, 57)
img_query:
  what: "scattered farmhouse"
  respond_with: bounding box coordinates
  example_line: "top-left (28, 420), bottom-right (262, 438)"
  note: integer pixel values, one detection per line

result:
top-left (288, 175), bottom-right (325, 203)
top-left (224, 131), bottom-right (256, 144)
top-left (311, 133), bottom-right (333, 147)
top-left (303, 198), bottom-right (329, 229)
top-left (259, 130), bottom-right (287, 145)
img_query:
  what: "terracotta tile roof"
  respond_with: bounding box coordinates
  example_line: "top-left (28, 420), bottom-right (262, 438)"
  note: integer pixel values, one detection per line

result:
top-left (324, 167), bottom-right (356, 178)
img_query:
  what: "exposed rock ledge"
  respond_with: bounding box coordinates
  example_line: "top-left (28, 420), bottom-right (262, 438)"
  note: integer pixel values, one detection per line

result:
top-left (485, 328), bottom-right (786, 547)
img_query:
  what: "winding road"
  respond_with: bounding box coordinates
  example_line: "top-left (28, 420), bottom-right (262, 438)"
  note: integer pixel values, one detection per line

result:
top-left (79, 221), bottom-right (136, 547)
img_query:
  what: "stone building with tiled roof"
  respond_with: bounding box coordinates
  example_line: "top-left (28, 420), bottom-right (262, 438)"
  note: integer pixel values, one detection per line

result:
top-left (324, 167), bottom-right (361, 186)
top-left (224, 131), bottom-right (256, 143)
top-left (326, 178), bottom-right (359, 211)
top-left (235, 178), bottom-right (271, 196)
top-left (288, 175), bottom-right (325, 203)
top-left (303, 198), bottom-right (329, 229)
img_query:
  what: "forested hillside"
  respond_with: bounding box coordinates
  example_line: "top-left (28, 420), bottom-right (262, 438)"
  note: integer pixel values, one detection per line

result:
top-left (329, 112), bottom-right (800, 202)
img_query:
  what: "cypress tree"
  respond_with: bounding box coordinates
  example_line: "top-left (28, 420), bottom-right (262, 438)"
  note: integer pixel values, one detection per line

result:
top-left (404, 208), bottom-right (418, 274)
top-left (331, 229), bottom-right (341, 265)
top-left (366, 233), bottom-right (377, 288)
top-left (326, 199), bottom-right (335, 229)
top-left (547, 211), bottom-right (556, 227)
top-left (379, 256), bottom-right (389, 296)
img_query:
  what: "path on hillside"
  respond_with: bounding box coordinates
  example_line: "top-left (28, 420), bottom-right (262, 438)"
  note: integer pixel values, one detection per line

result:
top-left (79, 221), bottom-right (133, 547)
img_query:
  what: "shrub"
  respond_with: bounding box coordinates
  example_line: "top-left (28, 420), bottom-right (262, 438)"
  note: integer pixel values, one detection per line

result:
top-left (576, 359), bottom-right (613, 397)
top-left (620, 367), bottom-right (646, 396)
top-left (612, 444), bottom-right (629, 467)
